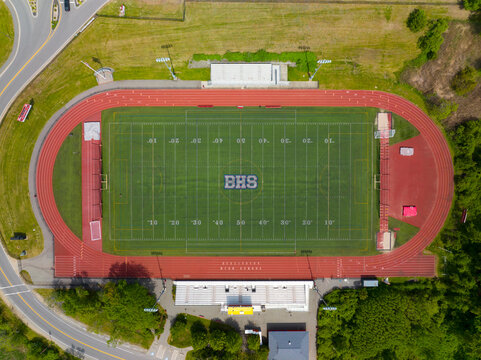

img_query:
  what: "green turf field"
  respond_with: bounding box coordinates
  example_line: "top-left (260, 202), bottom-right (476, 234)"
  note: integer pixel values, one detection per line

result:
top-left (101, 107), bottom-right (379, 256)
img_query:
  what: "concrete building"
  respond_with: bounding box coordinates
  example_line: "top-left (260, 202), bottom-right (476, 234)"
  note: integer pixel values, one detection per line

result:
top-left (174, 281), bottom-right (313, 312)
top-left (268, 331), bottom-right (309, 360)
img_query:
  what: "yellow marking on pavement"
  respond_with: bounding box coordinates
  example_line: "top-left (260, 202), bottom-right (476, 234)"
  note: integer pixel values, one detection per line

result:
top-left (0, 263), bottom-right (126, 359)
top-left (0, 0), bottom-right (62, 98)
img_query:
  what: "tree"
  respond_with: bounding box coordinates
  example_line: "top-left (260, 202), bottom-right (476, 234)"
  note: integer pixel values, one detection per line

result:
top-left (191, 321), bottom-right (208, 350)
top-left (209, 329), bottom-right (227, 351)
top-left (463, 0), bottom-right (481, 11)
top-left (451, 66), bottom-right (478, 96)
top-left (247, 334), bottom-right (260, 351)
top-left (224, 330), bottom-right (242, 353)
top-left (170, 314), bottom-right (187, 339)
top-left (406, 9), bottom-right (427, 32)
top-left (417, 18), bottom-right (449, 60)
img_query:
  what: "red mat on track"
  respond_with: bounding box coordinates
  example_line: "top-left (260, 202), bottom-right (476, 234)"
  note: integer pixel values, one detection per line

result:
top-left (38, 90), bottom-right (453, 279)
top-left (389, 135), bottom-right (437, 228)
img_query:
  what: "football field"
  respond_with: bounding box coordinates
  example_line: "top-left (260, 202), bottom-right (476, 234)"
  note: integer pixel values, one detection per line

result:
top-left (101, 107), bottom-right (378, 256)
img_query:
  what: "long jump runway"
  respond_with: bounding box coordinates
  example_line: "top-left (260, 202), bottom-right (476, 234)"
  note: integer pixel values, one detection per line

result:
top-left (36, 89), bottom-right (454, 279)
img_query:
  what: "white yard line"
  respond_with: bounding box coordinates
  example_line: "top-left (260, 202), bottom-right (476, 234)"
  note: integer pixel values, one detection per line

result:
top-left (207, 125), bottom-right (210, 241)
top-left (151, 125), bottom-right (155, 240)
top-left (141, 124), bottom-right (144, 242)
top-left (174, 125), bottom-right (177, 240)
top-left (130, 123), bottom-right (133, 241)
top-left (184, 112), bottom-right (188, 252)
top-left (349, 123), bottom-right (352, 241)
top-left (305, 124), bottom-right (308, 241)
top-left (327, 124), bottom-right (330, 240)
top-left (316, 124), bottom-right (319, 241)
top-left (163, 124), bottom-right (166, 240)
top-left (338, 123), bottom-right (341, 238)
top-left (261, 124), bottom-right (264, 240)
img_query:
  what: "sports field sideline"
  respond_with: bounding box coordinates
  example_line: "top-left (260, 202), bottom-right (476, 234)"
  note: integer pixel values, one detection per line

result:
top-left (101, 106), bottom-right (379, 256)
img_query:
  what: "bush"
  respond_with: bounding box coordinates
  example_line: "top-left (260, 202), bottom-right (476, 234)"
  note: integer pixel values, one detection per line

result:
top-left (463, 0), bottom-right (481, 11)
top-left (247, 334), bottom-right (261, 351)
top-left (407, 9), bottom-right (427, 32)
top-left (417, 18), bottom-right (449, 60)
top-left (451, 66), bottom-right (478, 96)
top-left (190, 321), bottom-right (208, 350)
top-left (224, 330), bottom-right (242, 354)
top-left (425, 93), bottom-right (459, 120)
top-left (209, 329), bottom-right (227, 351)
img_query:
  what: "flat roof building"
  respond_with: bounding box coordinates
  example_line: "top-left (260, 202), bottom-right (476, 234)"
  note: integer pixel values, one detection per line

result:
top-left (268, 331), bottom-right (309, 360)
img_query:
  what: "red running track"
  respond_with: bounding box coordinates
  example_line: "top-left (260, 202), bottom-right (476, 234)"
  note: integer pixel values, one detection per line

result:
top-left (36, 89), bottom-right (453, 279)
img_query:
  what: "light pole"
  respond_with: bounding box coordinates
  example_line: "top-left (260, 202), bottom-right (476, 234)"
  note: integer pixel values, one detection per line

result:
top-left (161, 44), bottom-right (176, 77)
top-left (80, 60), bottom-right (106, 79)
top-left (310, 59), bottom-right (332, 81)
top-left (156, 57), bottom-right (177, 80)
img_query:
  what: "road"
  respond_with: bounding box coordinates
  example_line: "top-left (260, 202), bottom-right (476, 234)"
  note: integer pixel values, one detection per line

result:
top-left (0, 0), bottom-right (109, 122)
top-left (0, 1), bottom-right (161, 359)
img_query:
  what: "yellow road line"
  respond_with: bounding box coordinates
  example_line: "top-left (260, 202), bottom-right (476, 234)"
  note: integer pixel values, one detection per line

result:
top-left (0, 0), bottom-right (61, 98)
top-left (0, 263), bottom-right (125, 359)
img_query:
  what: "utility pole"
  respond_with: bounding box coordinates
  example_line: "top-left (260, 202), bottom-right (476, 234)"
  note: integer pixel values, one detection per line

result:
top-left (156, 58), bottom-right (177, 80)
top-left (310, 59), bottom-right (332, 81)
top-left (161, 44), bottom-right (176, 77)
top-left (80, 61), bottom-right (106, 79)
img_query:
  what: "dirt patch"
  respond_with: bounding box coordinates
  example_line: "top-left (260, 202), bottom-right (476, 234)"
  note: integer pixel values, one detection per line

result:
top-left (402, 21), bottom-right (481, 128)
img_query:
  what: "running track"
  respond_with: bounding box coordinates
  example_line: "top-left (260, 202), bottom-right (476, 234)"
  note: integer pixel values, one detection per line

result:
top-left (36, 89), bottom-right (453, 279)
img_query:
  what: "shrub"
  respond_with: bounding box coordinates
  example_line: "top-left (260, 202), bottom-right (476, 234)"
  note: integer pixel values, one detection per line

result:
top-left (407, 9), bottom-right (427, 32)
top-left (224, 330), bottom-right (243, 353)
top-left (191, 321), bottom-right (208, 350)
top-left (417, 18), bottom-right (449, 60)
top-left (209, 329), bottom-right (227, 351)
top-left (451, 66), bottom-right (478, 96)
top-left (247, 334), bottom-right (261, 351)
top-left (425, 93), bottom-right (458, 120)
top-left (463, 0), bottom-right (481, 11)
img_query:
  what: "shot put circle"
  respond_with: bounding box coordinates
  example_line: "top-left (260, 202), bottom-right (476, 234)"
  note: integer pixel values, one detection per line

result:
top-left (219, 159), bottom-right (263, 205)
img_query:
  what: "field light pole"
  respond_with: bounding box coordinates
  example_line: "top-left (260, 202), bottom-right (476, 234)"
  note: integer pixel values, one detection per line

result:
top-left (310, 59), bottom-right (332, 81)
top-left (161, 44), bottom-right (176, 77)
top-left (80, 60), bottom-right (106, 79)
top-left (156, 57), bottom-right (177, 80)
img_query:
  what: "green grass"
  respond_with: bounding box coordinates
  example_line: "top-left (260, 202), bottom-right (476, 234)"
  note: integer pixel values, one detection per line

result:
top-left (53, 123), bottom-right (82, 238)
top-left (0, 1), bottom-right (14, 68)
top-left (391, 113), bottom-right (420, 145)
top-left (102, 106), bottom-right (378, 256)
top-left (19, 270), bottom-right (33, 284)
top-left (389, 216), bottom-right (420, 248)
top-left (98, 0), bottom-right (184, 19)
top-left (168, 313), bottom-right (233, 348)
top-left (0, 2), bottom-right (460, 257)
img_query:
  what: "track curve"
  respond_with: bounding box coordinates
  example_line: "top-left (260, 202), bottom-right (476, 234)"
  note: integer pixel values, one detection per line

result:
top-left (36, 89), bottom-right (453, 279)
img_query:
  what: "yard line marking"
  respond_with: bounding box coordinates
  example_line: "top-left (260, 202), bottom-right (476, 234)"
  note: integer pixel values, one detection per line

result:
top-left (316, 124), bottom-right (319, 240)
top-left (228, 124), bottom-right (231, 240)
top-left (306, 124), bottom-right (308, 241)
top-left (339, 123), bottom-right (341, 238)
top-left (239, 112), bottom-right (242, 249)
top-left (370, 122), bottom-right (375, 245)
top-left (217, 125), bottom-right (220, 240)
top-left (261, 124), bottom-right (264, 240)
top-left (185, 111), bottom-right (188, 252)
top-left (294, 110), bottom-right (297, 252)
top-left (207, 124), bottom-right (210, 240)
top-left (283, 124), bottom-right (286, 241)
top-left (327, 123), bottom-right (330, 240)
top-left (251, 124), bottom-right (254, 241)
top-left (349, 123), bottom-right (352, 241)
top-left (141, 124), bottom-right (144, 242)
top-left (130, 123), bottom-right (133, 241)
top-left (272, 124), bottom-right (275, 240)
top-left (151, 125), bottom-right (155, 240)
top-left (163, 124), bottom-right (166, 240)
top-left (109, 123), bottom-right (111, 244)
top-left (196, 121), bottom-right (199, 241)
top-left (174, 125), bottom-right (177, 240)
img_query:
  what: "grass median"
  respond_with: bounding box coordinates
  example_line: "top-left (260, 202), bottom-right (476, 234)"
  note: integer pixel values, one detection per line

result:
top-left (0, 2), bottom-right (464, 257)
top-left (0, 1), bottom-right (14, 68)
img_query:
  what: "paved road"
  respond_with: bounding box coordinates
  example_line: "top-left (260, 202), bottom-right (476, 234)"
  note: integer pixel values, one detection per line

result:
top-left (0, 1), bottom-right (164, 359)
top-left (0, 0), bottom-right (109, 122)
top-left (0, 241), bottom-right (156, 360)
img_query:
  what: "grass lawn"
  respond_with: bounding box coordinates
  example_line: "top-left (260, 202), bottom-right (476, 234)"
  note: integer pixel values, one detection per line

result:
top-left (0, 2), bottom-right (463, 257)
top-left (0, 1), bottom-right (14, 68)
top-left (389, 216), bottom-right (420, 248)
top-left (98, 0), bottom-right (184, 19)
top-left (53, 123), bottom-right (82, 238)
top-left (102, 106), bottom-right (378, 256)
top-left (391, 113), bottom-right (420, 145)
top-left (168, 313), bottom-right (233, 348)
